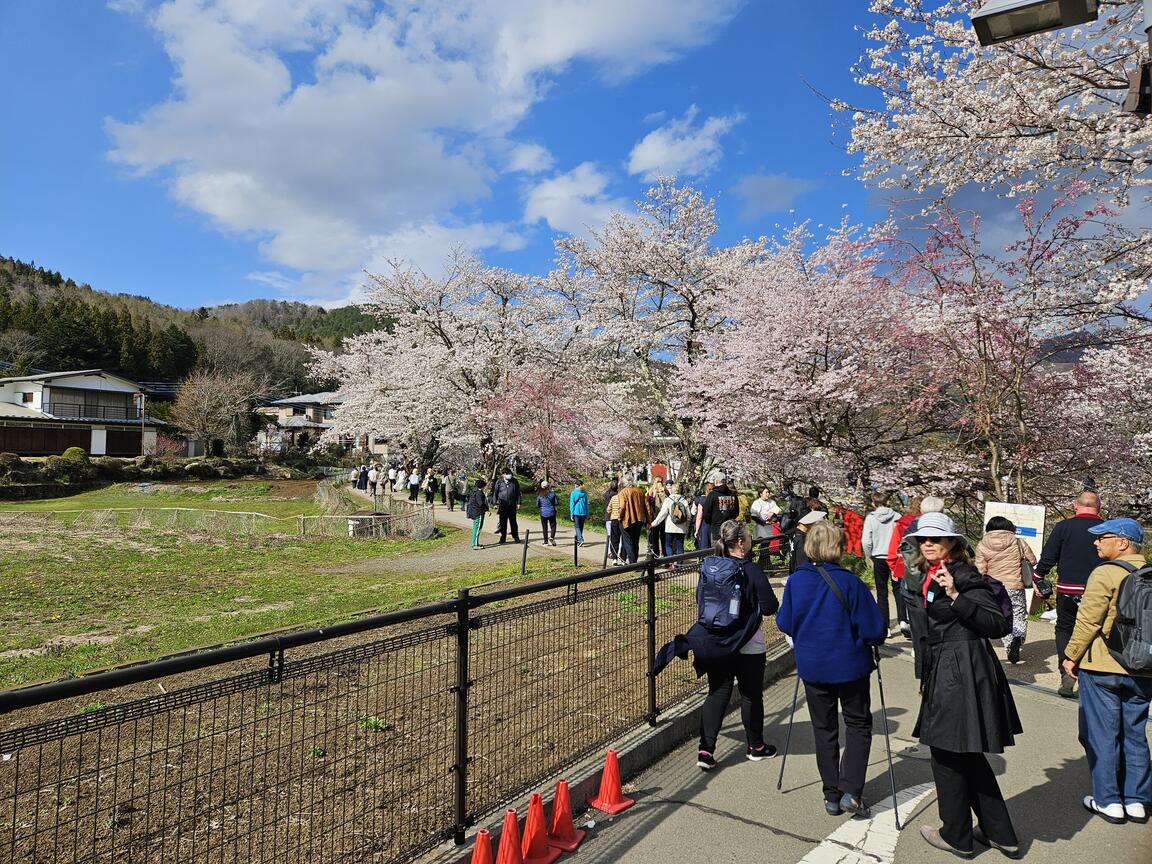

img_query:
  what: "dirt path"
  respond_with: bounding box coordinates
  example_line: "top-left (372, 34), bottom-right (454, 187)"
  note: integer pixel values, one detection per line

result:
top-left (342, 486), bottom-right (613, 577)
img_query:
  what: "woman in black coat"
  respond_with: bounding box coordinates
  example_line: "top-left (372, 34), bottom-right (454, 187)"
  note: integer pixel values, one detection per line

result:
top-left (907, 513), bottom-right (1022, 859)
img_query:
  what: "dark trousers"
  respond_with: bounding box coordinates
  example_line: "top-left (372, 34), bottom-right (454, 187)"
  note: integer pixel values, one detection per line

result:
top-left (872, 557), bottom-right (892, 627)
top-left (1055, 593), bottom-right (1081, 666)
top-left (539, 515), bottom-right (556, 542)
top-left (620, 523), bottom-right (643, 564)
top-left (497, 504), bottom-right (520, 542)
top-left (804, 676), bottom-right (873, 801)
top-left (929, 747), bottom-right (1017, 852)
top-left (408, 484), bottom-right (419, 501)
top-left (699, 652), bottom-right (766, 753)
top-left (649, 524), bottom-right (664, 557)
top-left (901, 582), bottom-right (928, 680)
top-left (608, 520), bottom-right (622, 559)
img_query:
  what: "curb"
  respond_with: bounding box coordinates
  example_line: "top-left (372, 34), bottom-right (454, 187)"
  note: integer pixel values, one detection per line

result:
top-left (418, 641), bottom-right (796, 864)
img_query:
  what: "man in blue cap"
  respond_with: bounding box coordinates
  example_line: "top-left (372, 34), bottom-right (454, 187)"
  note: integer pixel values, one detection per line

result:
top-left (1063, 517), bottom-right (1152, 825)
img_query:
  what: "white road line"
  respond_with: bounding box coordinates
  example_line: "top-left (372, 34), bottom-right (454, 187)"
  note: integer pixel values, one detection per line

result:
top-left (796, 782), bottom-right (936, 864)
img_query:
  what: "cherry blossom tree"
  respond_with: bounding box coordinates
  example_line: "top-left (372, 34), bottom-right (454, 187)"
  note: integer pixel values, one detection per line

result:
top-left (548, 178), bottom-right (765, 484)
top-left (892, 188), bottom-right (1152, 502)
top-left (677, 220), bottom-right (955, 497)
top-left (843, 0), bottom-right (1152, 203)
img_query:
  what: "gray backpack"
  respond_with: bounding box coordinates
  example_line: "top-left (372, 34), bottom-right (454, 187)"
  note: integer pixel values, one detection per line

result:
top-left (1104, 561), bottom-right (1152, 673)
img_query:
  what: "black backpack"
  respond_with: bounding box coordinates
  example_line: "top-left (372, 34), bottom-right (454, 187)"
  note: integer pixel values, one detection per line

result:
top-left (697, 558), bottom-right (750, 632)
top-left (1102, 561), bottom-right (1152, 673)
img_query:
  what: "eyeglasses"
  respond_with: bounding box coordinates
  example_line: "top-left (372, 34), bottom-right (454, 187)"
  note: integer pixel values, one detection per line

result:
top-left (916, 537), bottom-right (943, 544)
top-left (1093, 534), bottom-right (1120, 543)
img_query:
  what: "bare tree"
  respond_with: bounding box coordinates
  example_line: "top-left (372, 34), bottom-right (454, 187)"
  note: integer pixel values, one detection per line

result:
top-left (171, 369), bottom-right (271, 456)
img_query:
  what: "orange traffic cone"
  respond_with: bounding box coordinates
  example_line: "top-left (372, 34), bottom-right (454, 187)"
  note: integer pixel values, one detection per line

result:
top-left (547, 779), bottom-right (586, 852)
top-left (495, 810), bottom-right (524, 864)
top-left (587, 749), bottom-right (635, 815)
top-left (521, 793), bottom-right (561, 864)
top-left (471, 828), bottom-right (494, 864)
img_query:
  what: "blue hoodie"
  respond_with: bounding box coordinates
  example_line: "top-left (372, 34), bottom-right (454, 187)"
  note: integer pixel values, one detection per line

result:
top-left (569, 487), bottom-right (589, 517)
top-left (777, 561), bottom-right (887, 684)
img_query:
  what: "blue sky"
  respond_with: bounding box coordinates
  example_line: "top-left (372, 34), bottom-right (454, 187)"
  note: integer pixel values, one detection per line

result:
top-left (1, 1), bottom-right (886, 308)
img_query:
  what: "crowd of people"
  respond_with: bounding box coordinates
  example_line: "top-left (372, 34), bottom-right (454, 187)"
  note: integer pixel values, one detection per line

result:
top-left (650, 485), bottom-right (1151, 858)
top-left (346, 461), bottom-right (1150, 848)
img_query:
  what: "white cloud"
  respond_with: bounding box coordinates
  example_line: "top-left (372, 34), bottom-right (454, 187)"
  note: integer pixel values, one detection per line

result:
top-left (506, 143), bottom-right (554, 174)
top-left (523, 163), bottom-right (629, 236)
top-left (627, 105), bottom-right (743, 182)
top-left (106, 0), bottom-right (745, 299)
top-left (734, 173), bottom-right (817, 218)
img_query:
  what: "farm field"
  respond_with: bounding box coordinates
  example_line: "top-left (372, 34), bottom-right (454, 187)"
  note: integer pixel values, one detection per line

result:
top-left (0, 480), bottom-right (582, 688)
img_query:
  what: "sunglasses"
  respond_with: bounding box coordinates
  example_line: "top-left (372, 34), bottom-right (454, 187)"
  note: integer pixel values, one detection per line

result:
top-left (916, 536), bottom-right (947, 544)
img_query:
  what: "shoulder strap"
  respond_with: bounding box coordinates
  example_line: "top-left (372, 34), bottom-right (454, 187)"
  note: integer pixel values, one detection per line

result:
top-left (816, 563), bottom-right (851, 615)
top-left (1106, 560), bottom-right (1139, 575)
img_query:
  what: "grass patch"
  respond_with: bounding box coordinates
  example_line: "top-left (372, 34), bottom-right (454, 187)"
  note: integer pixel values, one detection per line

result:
top-left (0, 480), bottom-right (331, 518)
top-left (0, 521), bottom-right (583, 688)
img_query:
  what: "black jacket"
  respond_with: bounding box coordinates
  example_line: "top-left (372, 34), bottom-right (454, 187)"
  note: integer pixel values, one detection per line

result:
top-left (913, 560), bottom-right (1021, 753)
top-left (701, 484), bottom-right (739, 533)
top-left (493, 476), bottom-right (521, 507)
top-left (652, 556), bottom-right (779, 677)
top-left (1035, 514), bottom-right (1103, 596)
top-left (465, 489), bottom-right (488, 520)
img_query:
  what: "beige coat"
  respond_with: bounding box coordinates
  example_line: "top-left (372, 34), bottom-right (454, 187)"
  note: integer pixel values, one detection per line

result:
top-left (1066, 553), bottom-right (1150, 676)
top-left (974, 530), bottom-right (1037, 591)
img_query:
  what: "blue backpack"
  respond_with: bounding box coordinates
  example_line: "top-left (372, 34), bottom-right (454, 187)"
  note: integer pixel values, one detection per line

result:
top-left (697, 557), bottom-right (751, 632)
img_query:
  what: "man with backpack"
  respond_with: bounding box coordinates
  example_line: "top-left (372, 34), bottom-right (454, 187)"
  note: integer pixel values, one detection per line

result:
top-left (1063, 517), bottom-right (1152, 824)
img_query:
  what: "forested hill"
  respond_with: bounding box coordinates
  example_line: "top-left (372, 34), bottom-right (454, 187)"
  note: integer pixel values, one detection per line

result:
top-left (0, 257), bottom-right (377, 390)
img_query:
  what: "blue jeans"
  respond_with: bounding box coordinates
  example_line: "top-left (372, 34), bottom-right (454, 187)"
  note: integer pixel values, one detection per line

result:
top-left (664, 532), bottom-right (684, 557)
top-left (573, 515), bottom-right (585, 544)
top-left (1078, 670), bottom-right (1152, 806)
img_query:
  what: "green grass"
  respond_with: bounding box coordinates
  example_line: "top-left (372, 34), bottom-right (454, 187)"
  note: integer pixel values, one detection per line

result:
top-left (0, 521), bottom-right (581, 688)
top-left (0, 480), bottom-right (334, 518)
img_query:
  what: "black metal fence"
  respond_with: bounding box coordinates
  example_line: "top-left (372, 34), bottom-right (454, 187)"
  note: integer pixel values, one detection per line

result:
top-left (0, 544), bottom-right (787, 864)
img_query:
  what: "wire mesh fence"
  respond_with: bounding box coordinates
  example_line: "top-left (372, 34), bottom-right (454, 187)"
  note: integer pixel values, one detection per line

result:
top-left (0, 543), bottom-right (788, 864)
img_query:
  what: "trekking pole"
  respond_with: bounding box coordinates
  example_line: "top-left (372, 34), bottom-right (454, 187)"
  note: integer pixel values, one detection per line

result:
top-left (873, 646), bottom-right (902, 830)
top-left (776, 672), bottom-right (801, 791)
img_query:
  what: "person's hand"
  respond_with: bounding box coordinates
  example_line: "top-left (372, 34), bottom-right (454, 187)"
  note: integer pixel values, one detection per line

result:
top-left (935, 564), bottom-right (958, 600)
top-left (1062, 659), bottom-right (1078, 680)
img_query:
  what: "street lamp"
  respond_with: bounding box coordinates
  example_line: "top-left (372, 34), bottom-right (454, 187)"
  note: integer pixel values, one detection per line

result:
top-left (970, 0), bottom-right (1098, 46)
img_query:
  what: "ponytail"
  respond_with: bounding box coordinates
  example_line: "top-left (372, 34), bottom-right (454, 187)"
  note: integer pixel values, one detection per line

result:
top-left (713, 519), bottom-right (747, 557)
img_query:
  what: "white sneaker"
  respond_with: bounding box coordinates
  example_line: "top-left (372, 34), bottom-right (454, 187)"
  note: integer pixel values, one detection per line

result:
top-left (1124, 802), bottom-right (1147, 821)
top-left (1083, 795), bottom-right (1126, 824)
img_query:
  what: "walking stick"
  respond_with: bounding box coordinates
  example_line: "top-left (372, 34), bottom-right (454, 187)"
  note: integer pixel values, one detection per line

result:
top-left (776, 672), bottom-right (801, 791)
top-left (873, 646), bottom-right (902, 830)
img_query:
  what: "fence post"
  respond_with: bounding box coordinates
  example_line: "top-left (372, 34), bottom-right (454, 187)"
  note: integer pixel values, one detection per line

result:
top-left (520, 529), bottom-right (531, 577)
top-left (573, 534), bottom-right (578, 567)
top-left (451, 588), bottom-right (472, 845)
top-left (644, 551), bottom-right (658, 726)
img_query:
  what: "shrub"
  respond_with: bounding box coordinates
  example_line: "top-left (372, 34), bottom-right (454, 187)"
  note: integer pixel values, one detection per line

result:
top-left (61, 446), bottom-right (88, 464)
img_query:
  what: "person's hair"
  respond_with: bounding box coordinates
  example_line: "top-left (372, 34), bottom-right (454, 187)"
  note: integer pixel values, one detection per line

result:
top-left (475, 479), bottom-right (486, 488)
top-left (907, 497), bottom-right (923, 517)
top-left (870, 492), bottom-right (890, 508)
top-left (621, 477), bottom-right (634, 488)
top-left (808, 485), bottom-right (821, 498)
top-left (704, 482), bottom-right (714, 493)
top-left (608, 479), bottom-right (619, 491)
top-left (1075, 490), bottom-right (1101, 512)
top-left (575, 479), bottom-right (584, 486)
top-left (667, 482), bottom-right (678, 494)
top-left (985, 516), bottom-right (1016, 534)
top-left (759, 485), bottom-right (771, 494)
top-left (711, 519), bottom-right (749, 557)
top-left (911, 535), bottom-right (973, 572)
top-left (920, 495), bottom-right (945, 514)
top-left (803, 496), bottom-right (824, 512)
top-left (805, 520), bottom-right (846, 564)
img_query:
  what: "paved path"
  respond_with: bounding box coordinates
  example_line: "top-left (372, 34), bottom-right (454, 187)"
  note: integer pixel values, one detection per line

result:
top-left (569, 647), bottom-right (1151, 864)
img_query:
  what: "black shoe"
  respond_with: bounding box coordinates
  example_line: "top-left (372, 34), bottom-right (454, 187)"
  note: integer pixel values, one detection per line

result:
top-left (1058, 674), bottom-right (1077, 698)
top-left (1007, 637), bottom-right (1021, 664)
top-left (746, 743), bottom-right (777, 761)
top-left (696, 751), bottom-right (716, 771)
top-left (824, 800), bottom-right (842, 816)
top-left (973, 826), bottom-right (1021, 858)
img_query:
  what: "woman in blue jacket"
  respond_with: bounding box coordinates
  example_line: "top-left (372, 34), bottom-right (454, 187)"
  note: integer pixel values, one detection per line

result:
top-left (568, 480), bottom-right (589, 546)
top-left (536, 482), bottom-right (558, 546)
top-left (777, 520), bottom-right (887, 817)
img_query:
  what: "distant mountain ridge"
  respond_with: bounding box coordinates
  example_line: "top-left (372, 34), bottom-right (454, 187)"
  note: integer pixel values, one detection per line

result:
top-left (0, 257), bottom-right (377, 390)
